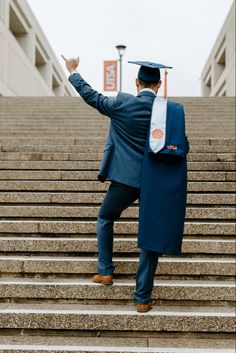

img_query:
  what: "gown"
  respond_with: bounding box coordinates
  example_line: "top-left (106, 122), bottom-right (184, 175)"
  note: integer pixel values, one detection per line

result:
top-left (138, 100), bottom-right (189, 255)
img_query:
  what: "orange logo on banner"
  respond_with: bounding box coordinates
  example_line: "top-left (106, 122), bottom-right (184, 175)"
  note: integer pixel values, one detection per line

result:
top-left (104, 61), bottom-right (118, 92)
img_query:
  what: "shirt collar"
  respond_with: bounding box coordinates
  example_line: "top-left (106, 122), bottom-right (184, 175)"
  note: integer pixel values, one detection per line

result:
top-left (139, 88), bottom-right (157, 96)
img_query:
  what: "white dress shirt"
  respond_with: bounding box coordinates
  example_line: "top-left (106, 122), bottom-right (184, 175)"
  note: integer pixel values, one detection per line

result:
top-left (139, 88), bottom-right (157, 96)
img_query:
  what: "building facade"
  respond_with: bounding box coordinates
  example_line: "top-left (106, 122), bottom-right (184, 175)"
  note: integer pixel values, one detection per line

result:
top-left (201, 2), bottom-right (235, 97)
top-left (0, 0), bottom-right (75, 96)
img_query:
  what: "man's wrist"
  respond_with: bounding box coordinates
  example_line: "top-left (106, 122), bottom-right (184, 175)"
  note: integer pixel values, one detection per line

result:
top-left (69, 69), bottom-right (78, 75)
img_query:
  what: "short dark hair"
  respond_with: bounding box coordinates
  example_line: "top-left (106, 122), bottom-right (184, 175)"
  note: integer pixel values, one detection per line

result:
top-left (138, 79), bottom-right (160, 88)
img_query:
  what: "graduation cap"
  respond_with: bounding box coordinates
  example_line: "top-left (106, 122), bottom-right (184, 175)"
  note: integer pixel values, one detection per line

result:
top-left (128, 61), bottom-right (173, 99)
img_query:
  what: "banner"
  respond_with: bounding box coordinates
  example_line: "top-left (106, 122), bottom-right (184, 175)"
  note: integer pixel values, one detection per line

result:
top-left (104, 61), bottom-right (118, 92)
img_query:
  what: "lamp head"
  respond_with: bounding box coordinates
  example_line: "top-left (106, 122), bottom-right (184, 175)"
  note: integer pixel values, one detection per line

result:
top-left (116, 45), bottom-right (126, 57)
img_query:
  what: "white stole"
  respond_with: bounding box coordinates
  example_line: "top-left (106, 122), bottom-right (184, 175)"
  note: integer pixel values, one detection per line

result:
top-left (149, 97), bottom-right (167, 153)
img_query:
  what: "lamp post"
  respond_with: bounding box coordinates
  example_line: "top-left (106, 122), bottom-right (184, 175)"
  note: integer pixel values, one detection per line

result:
top-left (116, 44), bottom-right (126, 92)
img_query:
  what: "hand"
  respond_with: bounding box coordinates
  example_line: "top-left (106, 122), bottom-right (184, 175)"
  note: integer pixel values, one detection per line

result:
top-left (61, 55), bottom-right (79, 74)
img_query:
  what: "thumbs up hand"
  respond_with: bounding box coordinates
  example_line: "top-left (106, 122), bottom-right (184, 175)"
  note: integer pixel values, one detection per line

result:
top-left (61, 55), bottom-right (80, 74)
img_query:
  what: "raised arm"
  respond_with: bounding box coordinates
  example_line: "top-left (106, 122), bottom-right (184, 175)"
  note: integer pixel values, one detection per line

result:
top-left (62, 55), bottom-right (117, 117)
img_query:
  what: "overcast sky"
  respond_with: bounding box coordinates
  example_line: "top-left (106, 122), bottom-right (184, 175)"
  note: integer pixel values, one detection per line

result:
top-left (29, 0), bottom-right (234, 96)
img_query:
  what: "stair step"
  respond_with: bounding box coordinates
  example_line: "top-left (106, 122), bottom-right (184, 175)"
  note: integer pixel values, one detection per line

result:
top-left (0, 255), bottom-right (234, 276)
top-left (1, 117), bottom-right (234, 121)
top-left (0, 137), bottom-right (234, 143)
top-left (18, 129), bottom-right (232, 132)
top-left (0, 345), bottom-right (234, 353)
top-left (0, 145), bottom-right (235, 154)
top-left (0, 303), bottom-right (234, 333)
top-left (0, 152), bottom-right (235, 162)
top-left (0, 137), bottom-right (234, 146)
top-left (1, 110), bottom-right (234, 114)
top-left (0, 133), bottom-right (235, 138)
top-left (0, 237), bottom-right (234, 254)
top-left (0, 192), bottom-right (234, 205)
top-left (0, 335), bottom-right (235, 353)
top-left (1, 122), bottom-right (233, 128)
top-left (0, 278), bottom-right (234, 301)
top-left (0, 161), bottom-right (234, 170)
top-left (0, 130), bottom-right (234, 135)
top-left (0, 206), bottom-right (234, 220)
top-left (0, 221), bottom-right (234, 235)
top-left (2, 117), bottom-right (234, 120)
top-left (0, 171), bottom-right (235, 181)
top-left (0, 181), bottom-right (235, 192)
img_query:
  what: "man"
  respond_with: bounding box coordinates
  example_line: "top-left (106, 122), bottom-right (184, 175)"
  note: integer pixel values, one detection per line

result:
top-left (62, 56), bottom-right (187, 313)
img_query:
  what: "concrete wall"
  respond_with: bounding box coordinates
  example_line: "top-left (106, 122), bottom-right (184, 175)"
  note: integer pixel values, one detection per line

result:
top-left (0, 0), bottom-right (75, 96)
top-left (201, 2), bottom-right (235, 97)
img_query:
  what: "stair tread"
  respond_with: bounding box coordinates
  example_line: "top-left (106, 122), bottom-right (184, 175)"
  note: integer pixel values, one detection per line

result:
top-left (0, 235), bottom-right (234, 241)
top-left (0, 192), bottom-right (234, 206)
top-left (1, 335), bottom-right (232, 350)
top-left (0, 302), bottom-right (234, 314)
top-left (0, 333), bottom-right (235, 352)
top-left (0, 220), bottom-right (234, 224)
top-left (0, 255), bottom-right (234, 262)
top-left (0, 278), bottom-right (234, 286)
top-left (0, 345), bottom-right (234, 352)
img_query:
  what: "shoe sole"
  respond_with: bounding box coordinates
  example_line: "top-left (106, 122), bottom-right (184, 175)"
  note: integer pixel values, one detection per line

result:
top-left (137, 309), bottom-right (152, 313)
top-left (92, 279), bottom-right (113, 285)
top-left (136, 305), bottom-right (153, 313)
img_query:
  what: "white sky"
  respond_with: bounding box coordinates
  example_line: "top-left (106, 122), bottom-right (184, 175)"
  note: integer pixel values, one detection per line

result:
top-left (28, 0), bottom-right (234, 96)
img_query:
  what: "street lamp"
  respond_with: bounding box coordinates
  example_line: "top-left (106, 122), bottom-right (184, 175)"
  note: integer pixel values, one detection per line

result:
top-left (116, 44), bottom-right (126, 92)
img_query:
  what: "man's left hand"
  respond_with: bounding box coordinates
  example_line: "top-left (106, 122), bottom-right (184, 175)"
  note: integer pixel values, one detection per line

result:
top-left (61, 55), bottom-right (79, 74)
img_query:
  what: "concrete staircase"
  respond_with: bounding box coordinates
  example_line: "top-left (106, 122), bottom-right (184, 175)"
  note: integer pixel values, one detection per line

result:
top-left (0, 97), bottom-right (235, 353)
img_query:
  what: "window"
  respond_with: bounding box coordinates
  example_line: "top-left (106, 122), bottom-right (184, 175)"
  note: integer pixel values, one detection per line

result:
top-left (9, 5), bottom-right (29, 55)
top-left (214, 37), bottom-right (226, 84)
top-left (204, 76), bottom-right (212, 96)
top-left (203, 66), bottom-right (212, 96)
top-left (52, 75), bottom-right (61, 96)
top-left (35, 43), bottom-right (49, 82)
top-left (64, 87), bottom-right (70, 96)
top-left (52, 67), bottom-right (62, 96)
top-left (216, 81), bottom-right (226, 97)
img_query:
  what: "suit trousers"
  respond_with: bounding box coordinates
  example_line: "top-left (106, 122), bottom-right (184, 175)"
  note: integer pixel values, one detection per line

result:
top-left (96, 180), bottom-right (161, 303)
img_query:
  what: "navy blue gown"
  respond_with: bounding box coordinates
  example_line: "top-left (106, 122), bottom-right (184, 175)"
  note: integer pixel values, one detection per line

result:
top-left (138, 101), bottom-right (189, 255)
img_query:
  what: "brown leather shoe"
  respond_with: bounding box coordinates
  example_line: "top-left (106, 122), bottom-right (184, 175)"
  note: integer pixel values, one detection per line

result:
top-left (92, 274), bottom-right (113, 285)
top-left (136, 303), bottom-right (152, 313)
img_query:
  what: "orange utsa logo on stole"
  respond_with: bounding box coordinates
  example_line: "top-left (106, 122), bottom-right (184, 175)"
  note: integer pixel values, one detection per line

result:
top-left (167, 145), bottom-right (178, 150)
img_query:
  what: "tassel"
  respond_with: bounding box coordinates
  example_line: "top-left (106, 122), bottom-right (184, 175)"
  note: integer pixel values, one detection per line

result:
top-left (164, 69), bottom-right (168, 99)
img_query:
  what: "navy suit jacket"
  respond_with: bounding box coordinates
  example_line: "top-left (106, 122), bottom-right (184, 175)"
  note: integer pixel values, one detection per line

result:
top-left (69, 73), bottom-right (156, 188)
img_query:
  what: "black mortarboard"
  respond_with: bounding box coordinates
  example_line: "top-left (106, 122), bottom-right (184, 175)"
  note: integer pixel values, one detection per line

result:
top-left (128, 61), bottom-right (173, 98)
top-left (128, 61), bottom-right (172, 83)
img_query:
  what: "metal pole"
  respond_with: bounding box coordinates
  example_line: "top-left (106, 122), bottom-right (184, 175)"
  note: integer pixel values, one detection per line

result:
top-left (119, 54), bottom-right (122, 92)
top-left (116, 45), bottom-right (126, 92)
